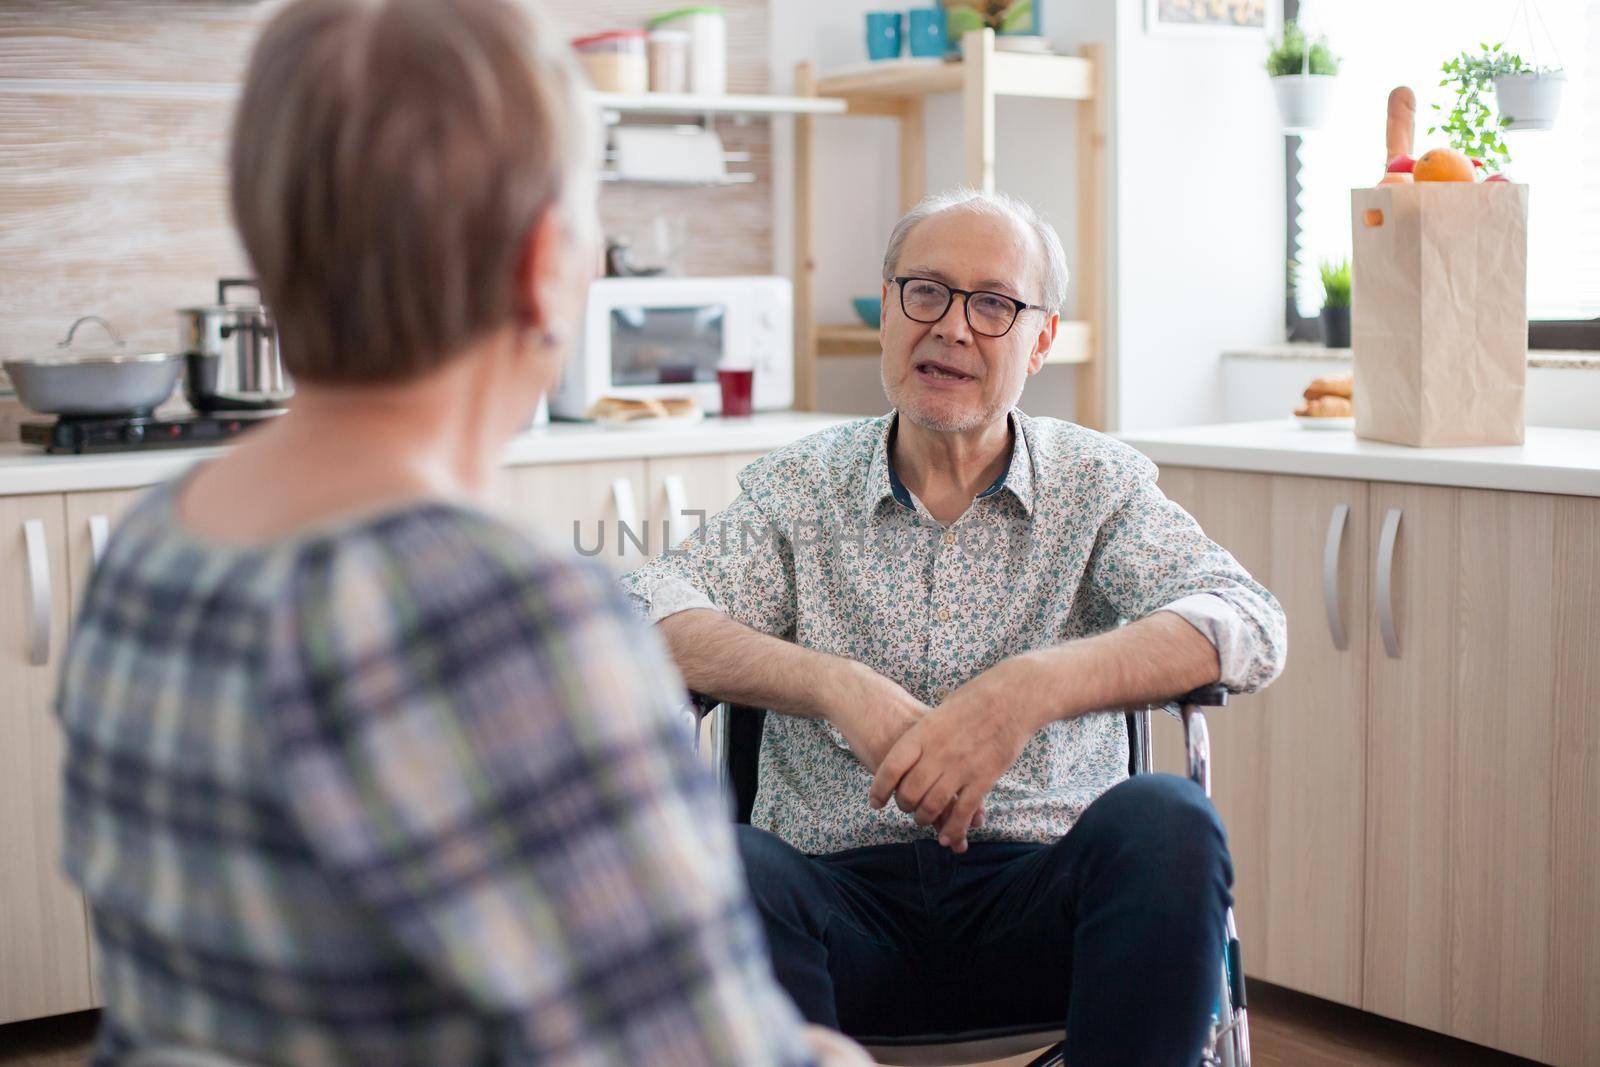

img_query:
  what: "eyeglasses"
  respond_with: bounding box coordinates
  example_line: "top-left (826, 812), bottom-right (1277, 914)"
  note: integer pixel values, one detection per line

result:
top-left (892, 276), bottom-right (1046, 338)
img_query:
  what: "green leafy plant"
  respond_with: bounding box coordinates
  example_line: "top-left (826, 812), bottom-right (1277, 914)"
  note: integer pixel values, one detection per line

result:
top-left (946, 0), bottom-right (1033, 35)
top-left (1266, 21), bottom-right (1339, 77)
top-left (1319, 258), bottom-right (1351, 310)
top-left (1429, 43), bottom-right (1554, 169)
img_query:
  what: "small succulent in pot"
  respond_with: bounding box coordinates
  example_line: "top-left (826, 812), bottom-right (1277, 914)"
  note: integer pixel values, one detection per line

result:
top-left (1319, 257), bottom-right (1352, 349)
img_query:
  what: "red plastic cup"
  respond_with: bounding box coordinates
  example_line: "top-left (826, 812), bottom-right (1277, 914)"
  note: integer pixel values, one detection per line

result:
top-left (717, 367), bottom-right (754, 417)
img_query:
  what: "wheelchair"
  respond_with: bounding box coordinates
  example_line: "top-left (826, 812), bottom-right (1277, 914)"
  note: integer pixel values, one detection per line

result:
top-left (688, 685), bottom-right (1251, 1067)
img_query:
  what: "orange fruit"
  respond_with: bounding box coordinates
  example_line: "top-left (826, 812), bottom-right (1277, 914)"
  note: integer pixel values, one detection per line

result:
top-left (1413, 148), bottom-right (1476, 182)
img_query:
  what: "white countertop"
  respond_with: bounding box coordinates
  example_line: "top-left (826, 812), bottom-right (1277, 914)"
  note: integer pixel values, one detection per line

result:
top-left (1224, 343), bottom-right (1600, 370)
top-left (1118, 420), bottom-right (1600, 498)
top-left (0, 411), bottom-right (855, 497)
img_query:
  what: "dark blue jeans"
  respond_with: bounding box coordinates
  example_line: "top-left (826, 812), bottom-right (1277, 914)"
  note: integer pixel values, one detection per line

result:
top-left (734, 774), bottom-right (1233, 1067)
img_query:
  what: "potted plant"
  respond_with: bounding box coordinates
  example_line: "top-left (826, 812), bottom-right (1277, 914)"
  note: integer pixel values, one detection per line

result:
top-left (1319, 257), bottom-right (1351, 348)
top-left (1266, 21), bottom-right (1339, 133)
top-left (1433, 44), bottom-right (1564, 169)
top-left (1488, 42), bottom-right (1564, 131)
top-left (945, 1), bottom-right (1034, 35)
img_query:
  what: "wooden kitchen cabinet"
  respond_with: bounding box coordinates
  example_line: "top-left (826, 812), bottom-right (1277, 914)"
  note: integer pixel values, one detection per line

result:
top-left (61, 487), bottom-right (148, 1008)
top-left (63, 489), bottom-right (149, 607)
top-left (1363, 485), bottom-right (1600, 1065)
top-left (1157, 468), bottom-right (1369, 1008)
top-left (645, 451), bottom-right (767, 552)
top-left (1155, 468), bottom-right (1274, 982)
top-left (0, 494), bottom-right (94, 1026)
top-left (493, 459), bottom-right (650, 573)
top-left (492, 453), bottom-right (768, 573)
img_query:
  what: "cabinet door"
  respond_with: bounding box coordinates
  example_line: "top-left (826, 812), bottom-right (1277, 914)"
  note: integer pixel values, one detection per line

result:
top-left (1363, 485), bottom-right (1598, 1064)
top-left (1547, 494), bottom-right (1600, 1066)
top-left (492, 460), bottom-right (649, 574)
top-left (64, 489), bottom-right (149, 610)
top-left (645, 451), bottom-right (766, 554)
top-left (1156, 468), bottom-right (1369, 1007)
top-left (1152, 468), bottom-right (1273, 980)
top-left (62, 487), bottom-right (150, 1007)
top-left (0, 494), bottom-right (94, 1025)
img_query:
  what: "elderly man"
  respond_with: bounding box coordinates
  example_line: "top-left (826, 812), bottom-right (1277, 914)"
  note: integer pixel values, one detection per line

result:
top-left (621, 188), bottom-right (1286, 1066)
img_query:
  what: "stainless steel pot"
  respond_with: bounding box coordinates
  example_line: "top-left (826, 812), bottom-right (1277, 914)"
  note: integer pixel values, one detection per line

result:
top-left (4, 316), bottom-right (182, 417)
top-left (179, 278), bottom-right (293, 412)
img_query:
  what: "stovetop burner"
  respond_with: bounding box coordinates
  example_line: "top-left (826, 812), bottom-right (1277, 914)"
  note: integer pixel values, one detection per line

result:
top-left (21, 411), bottom-right (284, 454)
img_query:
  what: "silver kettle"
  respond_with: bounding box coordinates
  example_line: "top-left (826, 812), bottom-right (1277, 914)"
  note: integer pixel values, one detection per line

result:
top-left (178, 278), bottom-right (293, 412)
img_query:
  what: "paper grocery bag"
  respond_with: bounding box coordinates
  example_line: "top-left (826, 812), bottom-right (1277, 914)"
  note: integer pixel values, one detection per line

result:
top-left (1350, 183), bottom-right (1528, 447)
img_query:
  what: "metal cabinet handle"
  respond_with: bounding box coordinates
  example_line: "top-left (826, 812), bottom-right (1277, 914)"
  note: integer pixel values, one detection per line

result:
top-left (663, 475), bottom-right (689, 548)
top-left (611, 478), bottom-right (640, 559)
top-left (1322, 503), bottom-right (1350, 651)
top-left (23, 520), bottom-right (51, 666)
top-left (1376, 507), bottom-right (1403, 659)
top-left (89, 514), bottom-right (110, 568)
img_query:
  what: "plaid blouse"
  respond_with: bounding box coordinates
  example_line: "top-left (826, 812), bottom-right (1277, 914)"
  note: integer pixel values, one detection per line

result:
top-left (57, 477), bottom-right (815, 1067)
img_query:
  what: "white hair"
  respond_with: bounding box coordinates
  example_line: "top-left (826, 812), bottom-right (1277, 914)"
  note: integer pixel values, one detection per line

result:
top-left (880, 187), bottom-right (1069, 314)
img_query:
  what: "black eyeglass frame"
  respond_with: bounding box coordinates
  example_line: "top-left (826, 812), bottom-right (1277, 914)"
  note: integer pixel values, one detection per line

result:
top-left (890, 276), bottom-right (1048, 338)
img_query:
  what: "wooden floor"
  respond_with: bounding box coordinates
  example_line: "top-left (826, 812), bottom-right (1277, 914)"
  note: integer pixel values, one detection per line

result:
top-left (0, 985), bottom-right (1545, 1066)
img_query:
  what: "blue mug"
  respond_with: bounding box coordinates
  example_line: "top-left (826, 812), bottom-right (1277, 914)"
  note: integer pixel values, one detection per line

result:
top-left (908, 7), bottom-right (948, 57)
top-left (866, 11), bottom-right (903, 61)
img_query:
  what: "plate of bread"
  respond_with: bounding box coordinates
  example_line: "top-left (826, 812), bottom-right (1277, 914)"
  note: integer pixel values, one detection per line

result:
top-left (1295, 374), bottom-right (1353, 430)
top-left (586, 395), bottom-right (704, 429)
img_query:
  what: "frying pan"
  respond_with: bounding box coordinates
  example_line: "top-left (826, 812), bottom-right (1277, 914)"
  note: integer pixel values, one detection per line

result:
top-left (5, 316), bottom-right (182, 418)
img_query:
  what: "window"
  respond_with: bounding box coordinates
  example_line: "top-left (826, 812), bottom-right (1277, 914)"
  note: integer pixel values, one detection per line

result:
top-left (1285, 0), bottom-right (1600, 348)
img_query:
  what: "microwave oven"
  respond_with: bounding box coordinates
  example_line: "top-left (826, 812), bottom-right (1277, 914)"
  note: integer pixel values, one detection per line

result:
top-left (548, 276), bottom-right (793, 419)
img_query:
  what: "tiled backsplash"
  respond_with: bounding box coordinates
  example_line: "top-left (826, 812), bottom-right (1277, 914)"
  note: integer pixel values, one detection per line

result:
top-left (0, 0), bottom-right (773, 392)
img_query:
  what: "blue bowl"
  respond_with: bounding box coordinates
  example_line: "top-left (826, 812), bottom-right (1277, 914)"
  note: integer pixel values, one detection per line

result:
top-left (852, 297), bottom-right (881, 327)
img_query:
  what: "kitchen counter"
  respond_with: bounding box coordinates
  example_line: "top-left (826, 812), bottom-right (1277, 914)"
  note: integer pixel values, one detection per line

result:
top-left (1118, 419), bottom-right (1600, 498)
top-left (1224, 343), bottom-right (1600, 370)
top-left (0, 411), bottom-right (855, 496)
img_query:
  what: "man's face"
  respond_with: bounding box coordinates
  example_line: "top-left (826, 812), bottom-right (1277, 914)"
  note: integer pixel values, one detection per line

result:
top-left (880, 208), bottom-right (1057, 434)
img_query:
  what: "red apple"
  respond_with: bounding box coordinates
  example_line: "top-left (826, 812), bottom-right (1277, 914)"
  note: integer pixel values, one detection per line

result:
top-left (1386, 154), bottom-right (1415, 174)
top-left (1486, 174), bottom-right (1510, 183)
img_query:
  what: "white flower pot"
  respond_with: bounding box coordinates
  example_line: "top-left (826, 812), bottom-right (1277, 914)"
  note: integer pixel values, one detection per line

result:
top-left (1493, 72), bottom-right (1565, 131)
top-left (1270, 74), bottom-right (1335, 133)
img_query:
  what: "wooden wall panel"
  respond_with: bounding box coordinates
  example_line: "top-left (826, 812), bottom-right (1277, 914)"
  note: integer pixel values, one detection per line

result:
top-left (0, 0), bottom-right (775, 426)
top-left (0, 91), bottom-right (249, 367)
top-left (0, 2), bottom-right (277, 83)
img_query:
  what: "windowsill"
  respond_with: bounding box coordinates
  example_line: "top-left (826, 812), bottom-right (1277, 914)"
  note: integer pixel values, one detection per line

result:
top-left (1224, 343), bottom-right (1600, 371)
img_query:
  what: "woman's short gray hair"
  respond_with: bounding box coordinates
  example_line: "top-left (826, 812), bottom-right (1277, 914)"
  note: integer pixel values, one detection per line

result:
top-left (880, 188), bottom-right (1070, 314)
top-left (231, 0), bottom-right (594, 384)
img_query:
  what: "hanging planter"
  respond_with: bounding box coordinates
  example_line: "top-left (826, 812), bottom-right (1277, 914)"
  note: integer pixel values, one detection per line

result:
top-left (1266, 20), bottom-right (1340, 134)
top-left (1271, 75), bottom-right (1335, 133)
top-left (1492, 70), bottom-right (1565, 130)
top-left (1433, 42), bottom-right (1563, 170)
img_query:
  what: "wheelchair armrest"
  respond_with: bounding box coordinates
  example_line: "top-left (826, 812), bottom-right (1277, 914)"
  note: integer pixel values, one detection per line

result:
top-left (1155, 683), bottom-right (1230, 723)
top-left (1180, 683), bottom-right (1229, 708)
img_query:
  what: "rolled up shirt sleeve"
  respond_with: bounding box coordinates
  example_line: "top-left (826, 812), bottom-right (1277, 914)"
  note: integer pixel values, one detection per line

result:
top-left (1085, 477), bottom-right (1287, 693)
top-left (619, 489), bottom-right (798, 639)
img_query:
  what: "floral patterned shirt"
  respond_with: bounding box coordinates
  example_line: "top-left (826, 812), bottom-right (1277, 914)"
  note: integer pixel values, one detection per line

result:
top-left (621, 411), bottom-right (1286, 855)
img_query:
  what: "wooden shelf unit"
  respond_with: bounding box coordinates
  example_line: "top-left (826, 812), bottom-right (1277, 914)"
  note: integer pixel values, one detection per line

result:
top-left (589, 90), bottom-right (847, 119)
top-left (816, 324), bottom-right (881, 356)
top-left (792, 29), bottom-right (1107, 428)
top-left (817, 319), bottom-right (1092, 365)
